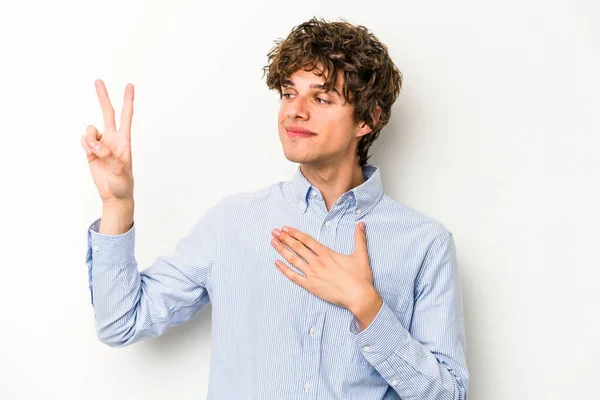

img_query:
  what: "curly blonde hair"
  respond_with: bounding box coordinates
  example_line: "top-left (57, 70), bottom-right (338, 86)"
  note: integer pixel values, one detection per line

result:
top-left (263, 17), bottom-right (403, 167)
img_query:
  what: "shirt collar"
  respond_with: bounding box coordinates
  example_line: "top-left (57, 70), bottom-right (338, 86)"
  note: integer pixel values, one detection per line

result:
top-left (286, 163), bottom-right (384, 218)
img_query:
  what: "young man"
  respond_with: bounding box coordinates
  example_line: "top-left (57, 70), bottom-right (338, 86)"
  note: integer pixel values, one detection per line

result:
top-left (82, 17), bottom-right (469, 399)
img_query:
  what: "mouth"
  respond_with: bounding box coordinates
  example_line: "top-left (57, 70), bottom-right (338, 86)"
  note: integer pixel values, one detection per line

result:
top-left (286, 126), bottom-right (317, 139)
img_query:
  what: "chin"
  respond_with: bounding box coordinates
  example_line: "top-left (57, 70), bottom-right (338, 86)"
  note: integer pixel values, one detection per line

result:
top-left (282, 151), bottom-right (305, 164)
top-left (281, 147), bottom-right (314, 164)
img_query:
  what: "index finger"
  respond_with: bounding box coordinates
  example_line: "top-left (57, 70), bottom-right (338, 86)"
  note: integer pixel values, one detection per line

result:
top-left (282, 226), bottom-right (327, 257)
top-left (95, 79), bottom-right (116, 132)
top-left (119, 83), bottom-right (134, 139)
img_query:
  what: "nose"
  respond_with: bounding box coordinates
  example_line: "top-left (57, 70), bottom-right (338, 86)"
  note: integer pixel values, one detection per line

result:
top-left (285, 95), bottom-right (309, 120)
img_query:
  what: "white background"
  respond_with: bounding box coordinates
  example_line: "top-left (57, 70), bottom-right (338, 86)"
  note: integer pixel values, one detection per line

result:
top-left (0, 0), bottom-right (598, 398)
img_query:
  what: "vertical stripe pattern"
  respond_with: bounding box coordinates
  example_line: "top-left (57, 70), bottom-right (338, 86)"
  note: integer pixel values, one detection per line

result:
top-left (86, 164), bottom-right (469, 399)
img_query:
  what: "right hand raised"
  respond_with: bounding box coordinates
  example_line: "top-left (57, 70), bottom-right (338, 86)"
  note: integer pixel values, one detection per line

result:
top-left (81, 79), bottom-right (135, 204)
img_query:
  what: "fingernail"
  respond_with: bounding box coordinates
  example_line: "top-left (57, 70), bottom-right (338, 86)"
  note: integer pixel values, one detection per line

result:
top-left (360, 222), bottom-right (366, 231)
top-left (90, 140), bottom-right (100, 150)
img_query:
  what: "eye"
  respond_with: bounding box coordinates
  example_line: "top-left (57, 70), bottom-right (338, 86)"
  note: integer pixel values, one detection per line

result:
top-left (282, 93), bottom-right (294, 99)
top-left (316, 97), bottom-right (330, 104)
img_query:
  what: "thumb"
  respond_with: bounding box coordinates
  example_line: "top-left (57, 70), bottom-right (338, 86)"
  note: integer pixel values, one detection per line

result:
top-left (353, 221), bottom-right (368, 257)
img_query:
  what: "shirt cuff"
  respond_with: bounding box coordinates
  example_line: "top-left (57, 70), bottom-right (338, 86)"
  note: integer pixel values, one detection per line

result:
top-left (88, 217), bottom-right (136, 267)
top-left (349, 299), bottom-right (409, 366)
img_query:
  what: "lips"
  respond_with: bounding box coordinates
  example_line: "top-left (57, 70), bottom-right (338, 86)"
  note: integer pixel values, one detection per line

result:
top-left (286, 126), bottom-right (316, 139)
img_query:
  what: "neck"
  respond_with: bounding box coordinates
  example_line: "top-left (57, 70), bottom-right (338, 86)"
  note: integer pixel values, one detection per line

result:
top-left (300, 160), bottom-right (365, 212)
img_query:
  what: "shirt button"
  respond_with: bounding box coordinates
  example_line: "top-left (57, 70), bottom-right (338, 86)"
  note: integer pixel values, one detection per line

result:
top-left (325, 221), bottom-right (331, 228)
top-left (309, 327), bottom-right (316, 336)
top-left (311, 191), bottom-right (317, 197)
top-left (92, 245), bottom-right (99, 252)
top-left (355, 208), bottom-right (361, 215)
top-left (391, 379), bottom-right (399, 386)
top-left (298, 201), bottom-right (305, 207)
top-left (304, 382), bottom-right (311, 391)
top-left (362, 345), bottom-right (371, 352)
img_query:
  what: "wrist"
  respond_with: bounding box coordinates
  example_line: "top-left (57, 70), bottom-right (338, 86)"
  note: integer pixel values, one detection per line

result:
top-left (102, 197), bottom-right (134, 209)
top-left (352, 288), bottom-right (384, 332)
top-left (100, 199), bottom-right (134, 235)
top-left (347, 284), bottom-right (380, 316)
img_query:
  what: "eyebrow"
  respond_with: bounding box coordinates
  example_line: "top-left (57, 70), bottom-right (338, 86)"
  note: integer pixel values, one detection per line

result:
top-left (281, 79), bottom-right (342, 98)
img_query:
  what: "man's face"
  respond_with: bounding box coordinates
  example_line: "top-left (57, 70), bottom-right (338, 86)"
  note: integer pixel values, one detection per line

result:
top-left (277, 67), bottom-right (369, 167)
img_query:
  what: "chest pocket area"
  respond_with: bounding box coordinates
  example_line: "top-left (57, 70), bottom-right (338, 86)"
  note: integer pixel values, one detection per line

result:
top-left (349, 291), bottom-right (412, 366)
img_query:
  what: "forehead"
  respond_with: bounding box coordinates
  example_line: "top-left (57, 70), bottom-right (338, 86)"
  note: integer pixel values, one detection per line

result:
top-left (285, 68), bottom-right (344, 89)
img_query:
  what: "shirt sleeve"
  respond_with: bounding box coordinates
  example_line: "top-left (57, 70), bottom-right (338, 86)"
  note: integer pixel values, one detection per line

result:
top-left (349, 231), bottom-right (469, 399)
top-left (85, 197), bottom-right (227, 347)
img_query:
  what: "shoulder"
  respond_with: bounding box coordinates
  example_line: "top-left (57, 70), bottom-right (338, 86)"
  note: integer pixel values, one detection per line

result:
top-left (215, 181), bottom-right (280, 212)
top-left (377, 194), bottom-right (452, 241)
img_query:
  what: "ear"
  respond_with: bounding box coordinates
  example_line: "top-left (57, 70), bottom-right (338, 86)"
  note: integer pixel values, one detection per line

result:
top-left (356, 105), bottom-right (382, 138)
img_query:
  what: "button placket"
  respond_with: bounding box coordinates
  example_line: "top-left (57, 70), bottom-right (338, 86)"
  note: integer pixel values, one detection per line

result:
top-left (300, 311), bottom-right (324, 397)
top-left (298, 210), bottom-right (338, 397)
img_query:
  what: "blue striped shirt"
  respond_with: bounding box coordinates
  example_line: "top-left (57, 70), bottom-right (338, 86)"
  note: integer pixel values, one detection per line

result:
top-left (86, 163), bottom-right (469, 399)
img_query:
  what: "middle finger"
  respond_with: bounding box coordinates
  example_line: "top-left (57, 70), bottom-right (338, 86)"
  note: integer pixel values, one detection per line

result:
top-left (119, 83), bottom-right (134, 139)
top-left (271, 237), bottom-right (308, 274)
top-left (272, 231), bottom-right (316, 265)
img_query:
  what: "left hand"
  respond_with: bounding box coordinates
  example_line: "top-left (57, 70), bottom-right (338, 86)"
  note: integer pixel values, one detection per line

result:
top-left (270, 222), bottom-right (374, 310)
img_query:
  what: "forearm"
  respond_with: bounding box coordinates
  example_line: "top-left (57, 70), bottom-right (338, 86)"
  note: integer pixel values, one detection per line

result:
top-left (87, 218), bottom-right (141, 346)
top-left (88, 226), bottom-right (180, 348)
top-left (350, 300), bottom-right (467, 399)
top-left (92, 257), bottom-right (142, 347)
top-left (86, 198), bottom-right (223, 347)
top-left (88, 220), bottom-right (184, 348)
